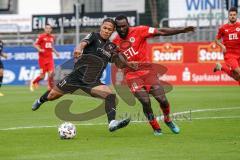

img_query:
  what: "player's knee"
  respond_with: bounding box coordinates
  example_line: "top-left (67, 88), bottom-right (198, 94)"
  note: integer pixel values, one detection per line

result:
top-left (235, 76), bottom-right (240, 81)
top-left (233, 71), bottom-right (240, 80)
top-left (48, 72), bottom-right (54, 78)
top-left (0, 69), bottom-right (3, 76)
top-left (143, 98), bottom-right (151, 106)
top-left (158, 96), bottom-right (169, 107)
top-left (139, 97), bottom-right (151, 106)
top-left (39, 74), bottom-right (45, 79)
top-left (47, 91), bottom-right (59, 101)
top-left (47, 92), bottom-right (54, 101)
top-left (161, 99), bottom-right (169, 108)
top-left (236, 73), bottom-right (240, 80)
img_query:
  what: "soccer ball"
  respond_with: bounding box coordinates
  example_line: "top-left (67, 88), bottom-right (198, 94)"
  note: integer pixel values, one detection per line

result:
top-left (58, 122), bottom-right (76, 139)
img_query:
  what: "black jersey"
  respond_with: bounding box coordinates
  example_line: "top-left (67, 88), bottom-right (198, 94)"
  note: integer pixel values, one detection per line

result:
top-left (57, 32), bottom-right (114, 93)
top-left (73, 32), bottom-right (113, 84)
top-left (56, 32), bottom-right (115, 93)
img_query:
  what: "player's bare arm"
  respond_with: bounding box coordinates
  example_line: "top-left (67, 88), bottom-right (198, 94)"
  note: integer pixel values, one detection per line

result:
top-left (215, 38), bottom-right (226, 53)
top-left (105, 42), bottom-right (137, 70)
top-left (111, 52), bottom-right (137, 70)
top-left (33, 44), bottom-right (44, 52)
top-left (0, 52), bottom-right (7, 59)
top-left (73, 41), bottom-right (88, 61)
top-left (53, 47), bottom-right (60, 57)
top-left (156, 26), bottom-right (195, 36)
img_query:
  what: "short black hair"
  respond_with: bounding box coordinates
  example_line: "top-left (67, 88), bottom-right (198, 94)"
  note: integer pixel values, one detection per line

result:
top-left (115, 14), bottom-right (129, 24)
top-left (102, 18), bottom-right (116, 27)
top-left (229, 7), bottom-right (238, 13)
top-left (45, 24), bottom-right (52, 29)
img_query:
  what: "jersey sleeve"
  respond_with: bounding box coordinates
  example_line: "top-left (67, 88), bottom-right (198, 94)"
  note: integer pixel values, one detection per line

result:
top-left (35, 35), bottom-right (42, 46)
top-left (110, 32), bottom-right (118, 43)
top-left (138, 26), bottom-right (158, 39)
top-left (81, 32), bottom-right (95, 44)
top-left (112, 38), bottom-right (120, 47)
top-left (52, 34), bottom-right (56, 43)
top-left (216, 26), bottom-right (224, 39)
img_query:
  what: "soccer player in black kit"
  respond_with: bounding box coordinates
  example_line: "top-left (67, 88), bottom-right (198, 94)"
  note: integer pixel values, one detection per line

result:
top-left (32, 18), bottom-right (131, 132)
top-left (0, 40), bottom-right (8, 96)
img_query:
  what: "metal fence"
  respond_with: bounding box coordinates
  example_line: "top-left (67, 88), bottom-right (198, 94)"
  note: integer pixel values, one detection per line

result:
top-left (150, 17), bottom-right (223, 43)
top-left (0, 32), bottom-right (88, 46)
top-left (148, 27), bottom-right (218, 43)
top-left (0, 17), bottom-right (223, 46)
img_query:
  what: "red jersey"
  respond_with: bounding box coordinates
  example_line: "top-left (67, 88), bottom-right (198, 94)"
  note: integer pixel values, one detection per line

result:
top-left (35, 33), bottom-right (55, 62)
top-left (113, 26), bottom-right (158, 62)
top-left (216, 22), bottom-right (240, 55)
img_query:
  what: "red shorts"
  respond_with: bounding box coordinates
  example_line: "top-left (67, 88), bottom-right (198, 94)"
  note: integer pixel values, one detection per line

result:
top-left (224, 53), bottom-right (240, 70)
top-left (125, 70), bottom-right (160, 93)
top-left (39, 60), bottom-right (54, 74)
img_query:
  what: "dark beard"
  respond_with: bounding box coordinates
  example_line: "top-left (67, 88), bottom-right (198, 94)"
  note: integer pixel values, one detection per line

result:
top-left (230, 19), bottom-right (237, 23)
top-left (117, 29), bottom-right (128, 39)
top-left (119, 32), bottom-right (127, 38)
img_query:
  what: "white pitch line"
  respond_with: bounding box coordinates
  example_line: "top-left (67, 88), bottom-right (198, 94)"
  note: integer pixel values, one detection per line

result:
top-left (1, 106), bottom-right (240, 131)
top-left (0, 123), bottom-right (107, 131)
top-left (156, 106), bottom-right (240, 121)
top-left (172, 106), bottom-right (240, 115)
top-left (0, 125), bottom-right (57, 131)
top-left (0, 122), bottom-right (148, 131)
top-left (169, 116), bottom-right (240, 121)
top-left (190, 116), bottom-right (240, 120)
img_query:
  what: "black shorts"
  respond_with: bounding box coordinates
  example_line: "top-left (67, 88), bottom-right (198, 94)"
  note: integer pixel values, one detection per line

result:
top-left (56, 73), bottom-right (104, 95)
top-left (0, 60), bottom-right (3, 69)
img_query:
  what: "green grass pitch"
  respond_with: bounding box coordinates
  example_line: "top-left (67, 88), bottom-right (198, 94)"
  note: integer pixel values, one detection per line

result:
top-left (0, 86), bottom-right (240, 160)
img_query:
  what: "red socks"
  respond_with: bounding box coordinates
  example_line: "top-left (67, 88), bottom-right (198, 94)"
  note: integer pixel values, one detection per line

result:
top-left (221, 64), bottom-right (233, 77)
top-left (149, 118), bottom-right (160, 130)
top-left (148, 105), bottom-right (171, 131)
top-left (48, 76), bottom-right (54, 90)
top-left (33, 76), bottom-right (43, 84)
top-left (221, 64), bottom-right (240, 84)
top-left (160, 105), bottom-right (171, 122)
top-left (32, 74), bottom-right (55, 90)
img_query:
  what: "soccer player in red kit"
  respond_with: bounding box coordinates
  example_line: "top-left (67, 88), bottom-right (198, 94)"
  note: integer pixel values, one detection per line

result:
top-left (113, 15), bottom-right (195, 135)
top-left (214, 7), bottom-right (240, 83)
top-left (0, 40), bottom-right (8, 96)
top-left (30, 24), bottom-right (60, 91)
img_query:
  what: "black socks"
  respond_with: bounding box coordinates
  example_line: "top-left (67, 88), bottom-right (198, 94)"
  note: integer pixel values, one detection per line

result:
top-left (105, 94), bottom-right (116, 123)
top-left (39, 90), bottom-right (50, 103)
top-left (0, 76), bottom-right (3, 88)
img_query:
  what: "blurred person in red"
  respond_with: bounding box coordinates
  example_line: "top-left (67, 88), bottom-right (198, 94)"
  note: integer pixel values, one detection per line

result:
top-left (30, 24), bottom-right (60, 91)
top-left (0, 40), bottom-right (8, 96)
top-left (214, 7), bottom-right (240, 84)
top-left (113, 15), bottom-right (195, 136)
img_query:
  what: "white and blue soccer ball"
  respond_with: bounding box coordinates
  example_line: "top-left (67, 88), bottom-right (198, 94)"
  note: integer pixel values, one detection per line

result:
top-left (58, 122), bottom-right (76, 139)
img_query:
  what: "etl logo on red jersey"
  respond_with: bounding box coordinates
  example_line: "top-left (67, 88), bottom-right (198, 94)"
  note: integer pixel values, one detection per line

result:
top-left (151, 43), bottom-right (183, 63)
top-left (119, 40), bottom-right (139, 60)
top-left (198, 42), bottom-right (224, 63)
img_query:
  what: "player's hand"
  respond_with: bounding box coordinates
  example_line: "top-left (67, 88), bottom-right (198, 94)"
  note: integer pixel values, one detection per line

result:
top-left (39, 49), bottom-right (45, 52)
top-left (127, 62), bottom-right (138, 70)
top-left (73, 49), bottom-right (82, 58)
top-left (183, 26), bottom-right (195, 33)
top-left (73, 49), bottom-right (82, 63)
top-left (221, 45), bottom-right (226, 53)
top-left (55, 52), bottom-right (60, 57)
top-left (2, 53), bottom-right (8, 59)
